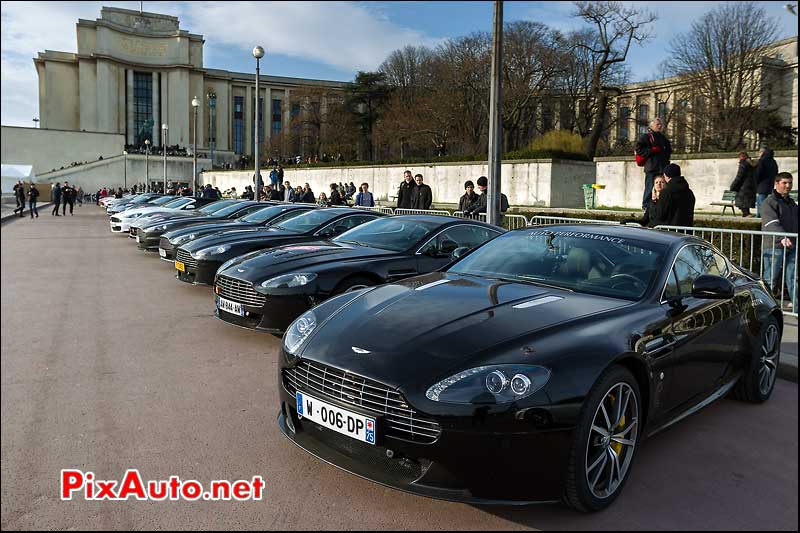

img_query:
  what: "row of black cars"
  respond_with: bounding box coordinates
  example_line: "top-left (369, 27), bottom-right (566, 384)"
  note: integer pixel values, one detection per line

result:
top-left (107, 193), bottom-right (783, 512)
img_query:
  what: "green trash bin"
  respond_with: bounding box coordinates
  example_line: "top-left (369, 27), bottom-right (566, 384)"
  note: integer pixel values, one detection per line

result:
top-left (582, 184), bottom-right (596, 209)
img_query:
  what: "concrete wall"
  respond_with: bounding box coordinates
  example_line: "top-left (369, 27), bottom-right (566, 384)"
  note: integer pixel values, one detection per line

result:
top-left (200, 159), bottom-right (597, 208)
top-left (595, 151), bottom-right (799, 210)
top-left (0, 126), bottom-right (125, 176)
top-left (36, 154), bottom-right (211, 193)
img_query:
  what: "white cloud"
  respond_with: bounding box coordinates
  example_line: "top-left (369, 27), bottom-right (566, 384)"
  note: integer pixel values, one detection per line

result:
top-left (1, 1), bottom-right (439, 126)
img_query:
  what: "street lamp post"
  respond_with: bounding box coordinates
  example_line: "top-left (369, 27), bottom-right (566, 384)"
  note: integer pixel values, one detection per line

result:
top-left (32, 118), bottom-right (40, 128)
top-left (144, 139), bottom-right (150, 189)
top-left (207, 91), bottom-right (217, 165)
top-left (192, 96), bottom-right (200, 196)
top-left (162, 123), bottom-right (168, 193)
top-left (487, 0), bottom-right (504, 227)
top-left (253, 45), bottom-right (265, 202)
top-left (123, 150), bottom-right (128, 190)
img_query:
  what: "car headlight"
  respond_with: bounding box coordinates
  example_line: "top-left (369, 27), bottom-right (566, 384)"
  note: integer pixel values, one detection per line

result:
top-left (260, 273), bottom-right (317, 290)
top-left (283, 310), bottom-right (317, 355)
top-left (425, 365), bottom-right (550, 404)
top-left (194, 244), bottom-right (230, 259)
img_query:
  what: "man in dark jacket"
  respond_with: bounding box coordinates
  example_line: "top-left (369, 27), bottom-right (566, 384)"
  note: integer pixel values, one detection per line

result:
top-left (410, 174), bottom-right (432, 210)
top-left (657, 164), bottom-right (695, 227)
top-left (458, 180), bottom-right (478, 213)
top-left (28, 184), bottom-right (40, 218)
top-left (61, 181), bottom-right (77, 215)
top-left (396, 170), bottom-right (416, 209)
top-left (755, 146), bottom-right (779, 217)
top-left (328, 183), bottom-right (344, 206)
top-left (634, 117), bottom-right (672, 211)
top-left (300, 183), bottom-right (315, 204)
top-left (730, 151), bottom-right (756, 217)
top-left (761, 172), bottom-right (797, 310)
top-left (13, 181), bottom-right (26, 217)
top-left (52, 182), bottom-right (62, 216)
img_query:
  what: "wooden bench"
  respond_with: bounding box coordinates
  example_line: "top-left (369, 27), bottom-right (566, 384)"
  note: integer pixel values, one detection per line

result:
top-left (710, 190), bottom-right (737, 215)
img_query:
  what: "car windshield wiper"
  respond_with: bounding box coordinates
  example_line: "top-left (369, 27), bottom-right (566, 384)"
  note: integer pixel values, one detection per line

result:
top-left (338, 240), bottom-right (372, 248)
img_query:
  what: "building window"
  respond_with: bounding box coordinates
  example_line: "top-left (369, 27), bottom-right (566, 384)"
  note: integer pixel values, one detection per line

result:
top-left (618, 106), bottom-right (630, 142)
top-left (637, 103), bottom-right (649, 136)
top-left (133, 72), bottom-right (153, 146)
top-left (272, 99), bottom-right (282, 135)
top-left (658, 101), bottom-right (668, 122)
top-left (233, 96), bottom-right (244, 154)
top-left (252, 97), bottom-right (263, 153)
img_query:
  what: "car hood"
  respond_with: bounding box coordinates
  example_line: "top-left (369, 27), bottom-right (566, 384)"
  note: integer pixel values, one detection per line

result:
top-left (220, 241), bottom-right (395, 281)
top-left (182, 227), bottom-right (303, 252)
top-left (120, 206), bottom-right (178, 218)
top-left (299, 272), bottom-right (632, 388)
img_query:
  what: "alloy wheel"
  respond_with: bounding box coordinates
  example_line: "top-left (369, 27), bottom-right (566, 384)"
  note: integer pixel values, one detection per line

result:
top-left (759, 324), bottom-right (779, 396)
top-left (585, 382), bottom-right (639, 500)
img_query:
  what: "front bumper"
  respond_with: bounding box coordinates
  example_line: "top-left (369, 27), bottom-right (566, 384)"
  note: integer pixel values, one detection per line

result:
top-left (175, 259), bottom-right (220, 285)
top-left (276, 359), bottom-right (573, 504)
top-left (214, 291), bottom-right (317, 334)
top-left (137, 231), bottom-right (163, 250)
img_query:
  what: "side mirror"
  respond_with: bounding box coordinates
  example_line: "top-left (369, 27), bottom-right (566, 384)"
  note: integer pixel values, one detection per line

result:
top-left (691, 274), bottom-right (734, 299)
top-left (451, 246), bottom-right (470, 260)
top-left (184, 204), bottom-right (195, 210)
top-left (318, 228), bottom-right (336, 238)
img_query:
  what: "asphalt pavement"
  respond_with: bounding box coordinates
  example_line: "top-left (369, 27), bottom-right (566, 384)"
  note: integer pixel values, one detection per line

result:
top-left (1, 208), bottom-right (797, 530)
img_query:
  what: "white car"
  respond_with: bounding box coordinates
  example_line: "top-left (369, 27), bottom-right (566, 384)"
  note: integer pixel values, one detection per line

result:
top-left (109, 197), bottom-right (197, 233)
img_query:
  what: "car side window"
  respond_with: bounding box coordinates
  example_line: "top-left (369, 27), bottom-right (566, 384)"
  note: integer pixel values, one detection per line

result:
top-left (319, 215), bottom-right (377, 235)
top-left (663, 268), bottom-right (680, 299)
top-left (420, 225), bottom-right (501, 255)
top-left (672, 245), bottom-right (724, 296)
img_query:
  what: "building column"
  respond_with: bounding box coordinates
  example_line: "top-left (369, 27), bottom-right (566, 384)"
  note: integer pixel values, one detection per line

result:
top-left (152, 72), bottom-right (160, 145)
top-left (126, 69), bottom-right (134, 144)
top-left (245, 85), bottom-right (253, 156)
top-left (264, 86), bottom-right (272, 151)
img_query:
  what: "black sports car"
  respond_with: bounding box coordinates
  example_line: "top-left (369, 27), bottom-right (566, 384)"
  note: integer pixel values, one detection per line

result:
top-left (158, 203), bottom-right (316, 261)
top-left (276, 224), bottom-right (782, 511)
top-left (106, 193), bottom-right (164, 215)
top-left (213, 215), bottom-right (504, 333)
top-left (134, 200), bottom-right (269, 251)
top-left (174, 208), bottom-right (386, 285)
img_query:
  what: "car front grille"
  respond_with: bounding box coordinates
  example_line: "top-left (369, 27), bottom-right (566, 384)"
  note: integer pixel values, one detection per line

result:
top-left (283, 360), bottom-right (441, 444)
top-left (215, 275), bottom-right (266, 306)
top-left (175, 248), bottom-right (198, 269)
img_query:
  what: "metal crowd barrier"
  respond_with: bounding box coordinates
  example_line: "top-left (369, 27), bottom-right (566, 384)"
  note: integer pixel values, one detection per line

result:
top-left (393, 208), bottom-right (453, 217)
top-left (529, 215), bottom-right (620, 226)
top-left (354, 205), bottom-right (395, 215)
top-left (656, 225), bottom-right (798, 318)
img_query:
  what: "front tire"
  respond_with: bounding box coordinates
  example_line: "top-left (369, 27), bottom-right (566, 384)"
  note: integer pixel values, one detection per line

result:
top-left (732, 316), bottom-right (780, 403)
top-left (563, 365), bottom-right (642, 512)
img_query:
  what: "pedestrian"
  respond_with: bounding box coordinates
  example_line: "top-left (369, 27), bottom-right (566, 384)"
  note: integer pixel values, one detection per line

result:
top-left (62, 181), bottom-right (77, 216)
top-left (634, 117), bottom-right (672, 211)
top-left (729, 151), bottom-right (757, 217)
top-left (214, 186), bottom-right (223, 199)
top-left (301, 183), bottom-right (315, 204)
top-left (277, 165), bottom-right (284, 184)
top-left (354, 183), bottom-right (375, 207)
top-left (201, 184), bottom-right (216, 199)
top-left (755, 146), bottom-right (779, 217)
top-left (458, 180), bottom-right (478, 212)
top-left (294, 186), bottom-right (304, 202)
top-left (77, 187), bottom-right (84, 206)
top-left (328, 183), bottom-right (344, 206)
top-left (760, 172), bottom-right (797, 311)
top-left (622, 174), bottom-right (667, 227)
top-left (52, 182), bottom-right (62, 216)
top-left (317, 192), bottom-right (329, 207)
top-left (230, 186), bottom-right (238, 199)
top-left (269, 167), bottom-right (279, 188)
top-left (269, 185), bottom-right (282, 201)
top-left (284, 182), bottom-right (296, 202)
top-left (28, 183), bottom-right (40, 219)
top-left (657, 164), bottom-right (695, 226)
top-left (397, 170), bottom-right (416, 209)
top-left (410, 174), bottom-right (432, 210)
top-left (13, 181), bottom-right (26, 217)
top-left (463, 176), bottom-right (509, 225)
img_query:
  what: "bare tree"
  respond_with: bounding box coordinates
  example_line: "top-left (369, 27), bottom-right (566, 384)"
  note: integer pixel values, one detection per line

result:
top-left (664, 2), bottom-right (779, 151)
top-left (572, 1), bottom-right (656, 158)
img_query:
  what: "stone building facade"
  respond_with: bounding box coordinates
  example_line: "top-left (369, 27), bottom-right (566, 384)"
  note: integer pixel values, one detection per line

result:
top-left (35, 7), bottom-right (346, 164)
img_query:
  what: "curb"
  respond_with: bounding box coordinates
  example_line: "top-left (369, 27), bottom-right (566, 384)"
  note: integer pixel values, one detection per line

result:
top-left (1, 203), bottom-right (53, 225)
top-left (778, 356), bottom-right (797, 383)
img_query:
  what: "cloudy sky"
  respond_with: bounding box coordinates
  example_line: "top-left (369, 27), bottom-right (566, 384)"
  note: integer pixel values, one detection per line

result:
top-left (1, 1), bottom-right (796, 127)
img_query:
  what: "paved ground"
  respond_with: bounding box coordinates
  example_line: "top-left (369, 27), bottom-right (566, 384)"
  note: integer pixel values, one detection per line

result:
top-left (1, 208), bottom-right (797, 531)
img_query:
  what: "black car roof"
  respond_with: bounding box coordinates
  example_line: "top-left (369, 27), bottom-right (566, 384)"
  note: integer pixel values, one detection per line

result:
top-left (518, 223), bottom-right (694, 246)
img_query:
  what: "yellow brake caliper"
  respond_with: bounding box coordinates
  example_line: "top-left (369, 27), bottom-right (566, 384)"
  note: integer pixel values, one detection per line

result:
top-left (608, 394), bottom-right (625, 455)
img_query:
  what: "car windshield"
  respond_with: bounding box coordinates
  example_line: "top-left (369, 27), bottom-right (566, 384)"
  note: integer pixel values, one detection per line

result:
top-left (197, 200), bottom-right (236, 214)
top-left (142, 196), bottom-right (170, 205)
top-left (334, 217), bottom-right (440, 251)
top-left (448, 229), bottom-right (667, 300)
top-left (241, 205), bottom-right (295, 223)
top-left (163, 198), bottom-right (191, 208)
top-left (210, 202), bottom-right (251, 218)
top-left (272, 209), bottom-right (343, 233)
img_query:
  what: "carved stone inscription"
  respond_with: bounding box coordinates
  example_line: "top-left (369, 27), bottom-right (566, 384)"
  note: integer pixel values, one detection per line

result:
top-left (119, 36), bottom-right (167, 57)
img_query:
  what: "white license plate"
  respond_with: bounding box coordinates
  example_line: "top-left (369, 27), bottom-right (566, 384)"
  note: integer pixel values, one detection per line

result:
top-left (296, 391), bottom-right (376, 445)
top-left (216, 296), bottom-right (244, 317)
top-left (136, 234), bottom-right (141, 243)
top-left (159, 248), bottom-right (167, 258)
